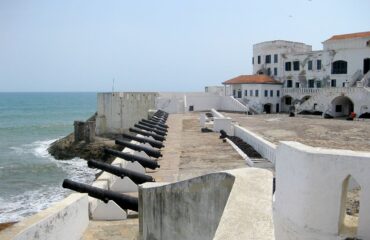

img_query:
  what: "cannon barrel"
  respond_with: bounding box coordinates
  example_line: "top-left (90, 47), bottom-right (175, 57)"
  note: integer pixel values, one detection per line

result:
top-left (141, 119), bottom-right (168, 128)
top-left (138, 121), bottom-right (167, 132)
top-left (87, 160), bottom-right (155, 184)
top-left (219, 130), bottom-right (228, 139)
top-left (115, 139), bottom-right (162, 158)
top-left (104, 148), bottom-right (160, 169)
top-left (122, 133), bottom-right (164, 149)
top-left (151, 116), bottom-right (166, 123)
top-left (62, 179), bottom-right (138, 211)
top-left (129, 128), bottom-right (165, 142)
top-left (134, 124), bottom-right (167, 136)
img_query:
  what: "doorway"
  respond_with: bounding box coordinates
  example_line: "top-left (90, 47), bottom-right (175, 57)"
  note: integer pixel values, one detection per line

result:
top-left (364, 58), bottom-right (370, 74)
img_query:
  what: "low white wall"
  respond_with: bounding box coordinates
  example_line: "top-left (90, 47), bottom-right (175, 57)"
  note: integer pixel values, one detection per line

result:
top-left (233, 125), bottom-right (277, 163)
top-left (0, 194), bottom-right (89, 240)
top-left (274, 141), bottom-right (370, 240)
top-left (139, 168), bottom-right (274, 240)
top-left (156, 93), bottom-right (249, 114)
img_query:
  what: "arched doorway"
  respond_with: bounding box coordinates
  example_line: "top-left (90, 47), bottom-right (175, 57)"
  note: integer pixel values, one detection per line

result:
top-left (331, 96), bottom-right (354, 117)
top-left (338, 175), bottom-right (361, 238)
top-left (263, 103), bottom-right (272, 114)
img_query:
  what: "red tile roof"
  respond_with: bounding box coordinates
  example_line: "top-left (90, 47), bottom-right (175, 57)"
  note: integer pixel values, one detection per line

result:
top-left (326, 31), bottom-right (370, 41)
top-left (223, 75), bottom-right (281, 85)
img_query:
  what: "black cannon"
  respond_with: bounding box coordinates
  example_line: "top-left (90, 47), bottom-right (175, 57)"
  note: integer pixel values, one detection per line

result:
top-left (134, 124), bottom-right (167, 136)
top-left (141, 119), bottom-right (168, 128)
top-left (87, 160), bottom-right (155, 184)
top-left (219, 130), bottom-right (228, 139)
top-left (62, 179), bottom-right (138, 212)
top-left (129, 128), bottom-right (165, 142)
top-left (121, 133), bottom-right (164, 149)
top-left (138, 121), bottom-right (167, 132)
top-left (104, 148), bottom-right (160, 169)
top-left (115, 139), bottom-right (162, 158)
top-left (151, 115), bottom-right (167, 122)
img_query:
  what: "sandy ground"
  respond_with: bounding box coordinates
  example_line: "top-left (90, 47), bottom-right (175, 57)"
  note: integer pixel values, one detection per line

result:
top-left (223, 113), bottom-right (370, 152)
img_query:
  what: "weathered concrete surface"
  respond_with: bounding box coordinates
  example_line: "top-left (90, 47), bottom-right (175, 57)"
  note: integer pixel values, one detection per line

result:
top-left (139, 168), bottom-right (274, 240)
top-left (178, 114), bottom-right (246, 180)
top-left (224, 112), bottom-right (370, 152)
top-left (82, 219), bottom-right (139, 240)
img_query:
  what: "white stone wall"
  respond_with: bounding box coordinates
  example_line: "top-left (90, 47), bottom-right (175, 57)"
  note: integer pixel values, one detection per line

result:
top-left (253, 40), bottom-right (312, 81)
top-left (0, 194), bottom-right (89, 240)
top-left (274, 141), bottom-right (370, 240)
top-left (96, 92), bottom-right (158, 135)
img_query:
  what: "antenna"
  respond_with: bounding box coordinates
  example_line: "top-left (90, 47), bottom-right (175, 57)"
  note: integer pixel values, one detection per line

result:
top-left (112, 78), bottom-right (115, 95)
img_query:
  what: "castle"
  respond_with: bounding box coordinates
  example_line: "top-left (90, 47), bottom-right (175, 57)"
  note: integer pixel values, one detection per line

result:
top-left (223, 31), bottom-right (370, 117)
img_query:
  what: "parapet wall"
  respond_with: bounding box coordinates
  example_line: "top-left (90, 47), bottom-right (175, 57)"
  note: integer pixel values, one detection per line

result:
top-left (0, 194), bottom-right (89, 240)
top-left (139, 168), bottom-right (274, 240)
top-left (274, 142), bottom-right (370, 240)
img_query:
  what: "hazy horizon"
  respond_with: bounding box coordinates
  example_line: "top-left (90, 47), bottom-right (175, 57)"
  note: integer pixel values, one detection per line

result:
top-left (1, 0), bottom-right (370, 92)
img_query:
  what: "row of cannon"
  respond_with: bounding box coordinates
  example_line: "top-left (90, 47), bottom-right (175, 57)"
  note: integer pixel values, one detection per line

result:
top-left (62, 109), bottom-right (169, 213)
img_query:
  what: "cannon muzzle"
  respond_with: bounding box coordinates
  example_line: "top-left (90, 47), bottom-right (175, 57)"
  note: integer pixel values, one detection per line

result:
top-left (104, 148), bottom-right (160, 169)
top-left (62, 179), bottom-right (138, 211)
top-left (115, 139), bottom-right (162, 158)
top-left (87, 160), bottom-right (155, 184)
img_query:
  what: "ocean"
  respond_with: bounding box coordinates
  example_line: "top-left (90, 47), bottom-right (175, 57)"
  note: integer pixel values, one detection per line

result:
top-left (0, 92), bottom-right (98, 223)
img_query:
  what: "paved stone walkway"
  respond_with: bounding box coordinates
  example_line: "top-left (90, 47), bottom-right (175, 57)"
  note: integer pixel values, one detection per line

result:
top-left (82, 113), bottom-right (246, 239)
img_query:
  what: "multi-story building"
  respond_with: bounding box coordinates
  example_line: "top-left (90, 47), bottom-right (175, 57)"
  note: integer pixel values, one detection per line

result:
top-left (224, 31), bottom-right (370, 117)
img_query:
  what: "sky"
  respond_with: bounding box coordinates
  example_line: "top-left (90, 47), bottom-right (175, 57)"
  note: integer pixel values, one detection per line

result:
top-left (0, 0), bottom-right (369, 92)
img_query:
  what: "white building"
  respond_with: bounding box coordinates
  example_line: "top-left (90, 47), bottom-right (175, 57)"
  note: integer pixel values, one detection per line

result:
top-left (223, 75), bottom-right (282, 113)
top-left (225, 31), bottom-right (370, 116)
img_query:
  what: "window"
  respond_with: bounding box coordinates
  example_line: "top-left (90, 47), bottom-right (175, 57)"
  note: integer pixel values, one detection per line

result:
top-left (316, 81), bottom-right (322, 88)
top-left (317, 59), bottom-right (322, 70)
top-left (277, 90), bottom-right (280, 97)
top-left (308, 60), bottom-right (313, 70)
top-left (267, 68), bottom-right (271, 76)
top-left (245, 90), bottom-right (248, 96)
top-left (308, 79), bottom-right (315, 88)
top-left (258, 56), bottom-right (261, 64)
top-left (255, 90), bottom-right (259, 97)
top-left (295, 82), bottom-right (300, 88)
top-left (270, 90), bottom-right (273, 97)
top-left (233, 90), bottom-right (236, 97)
top-left (264, 90), bottom-right (268, 97)
top-left (274, 67), bottom-right (277, 76)
top-left (250, 90), bottom-right (253, 96)
top-left (274, 54), bottom-right (278, 63)
top-left (287, 80), bottom-right (293, 88)
top-left (331, 79), bottom-right (336, 87)
top-left (252, 57), bottom-right (254, 64)
top-left (266, 55), bottom-right (271, 64)
top-left (332, 60), bottom-right (348, 74)
top-left (285, 62), bottom-right (291, 71)
top-left (293, 61), bottom-right (300, 71)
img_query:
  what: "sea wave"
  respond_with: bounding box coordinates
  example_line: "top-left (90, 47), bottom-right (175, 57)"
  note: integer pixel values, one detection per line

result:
top-left (2, 138), bottom-right (98, 223)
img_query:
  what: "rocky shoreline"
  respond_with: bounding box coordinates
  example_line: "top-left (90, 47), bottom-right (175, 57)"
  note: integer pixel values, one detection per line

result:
top-left (48, 133), bottom-right (123, 162)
